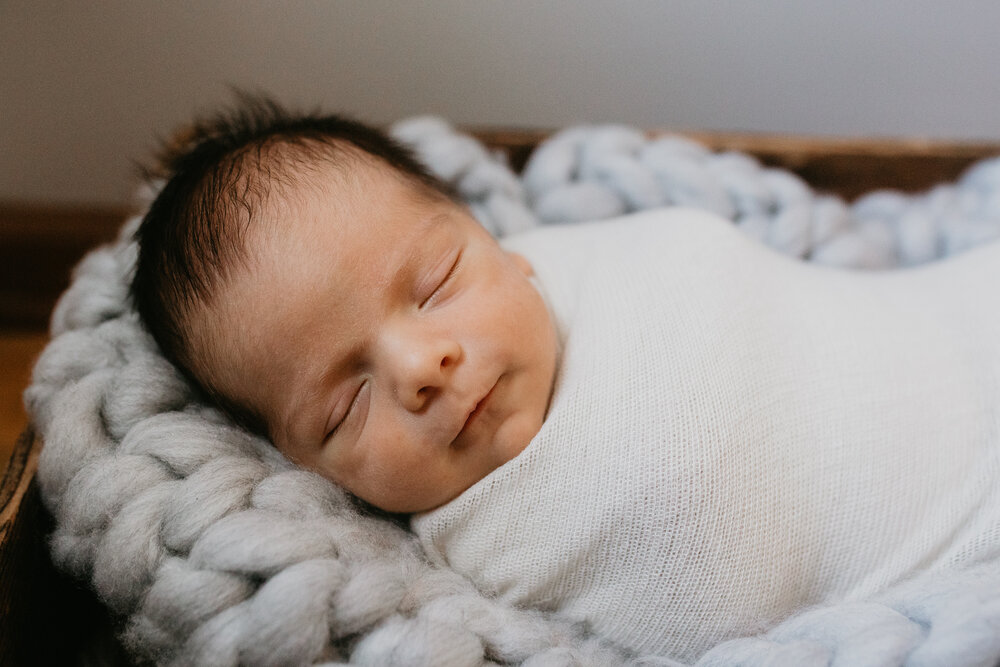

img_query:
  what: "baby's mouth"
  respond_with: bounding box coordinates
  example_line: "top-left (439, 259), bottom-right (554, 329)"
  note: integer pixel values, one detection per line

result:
top-left (452, 380), bottom-right (498, 447)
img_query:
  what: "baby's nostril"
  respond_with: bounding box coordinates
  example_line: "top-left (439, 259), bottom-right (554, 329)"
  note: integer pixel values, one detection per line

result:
top-left (417, 386), bottom-right (439, 402)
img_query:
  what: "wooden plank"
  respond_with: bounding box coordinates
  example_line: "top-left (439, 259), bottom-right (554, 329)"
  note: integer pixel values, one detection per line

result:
top-left (0, 332), bottom-right (48, 471)
top-left (0, 428), bottom-right (43, 666)
top-left (683, 132), bottom-right (1000, 200)
top-left (0, 430), bottom-right (129, 665)
top-left (0, 202), bottom-right (127, 328)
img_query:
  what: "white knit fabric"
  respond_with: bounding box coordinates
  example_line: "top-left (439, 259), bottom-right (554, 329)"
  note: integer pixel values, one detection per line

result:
top-left (413, 208), bottom-right (1000, 664)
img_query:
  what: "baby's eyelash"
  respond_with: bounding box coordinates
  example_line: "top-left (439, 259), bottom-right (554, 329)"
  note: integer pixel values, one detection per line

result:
top-left (420, 251), bottom-right (462, 308)
top-left (326, 383), bottom-right (363, 440)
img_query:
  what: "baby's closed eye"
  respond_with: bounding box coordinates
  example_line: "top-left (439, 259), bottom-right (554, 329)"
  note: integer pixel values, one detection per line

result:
top-left (419, 249), bottom-right (463, 309)
top-left (325, 380), bottom-right (370, 442)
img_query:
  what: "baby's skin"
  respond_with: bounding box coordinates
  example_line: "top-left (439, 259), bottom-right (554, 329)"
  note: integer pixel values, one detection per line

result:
top-left (185, 154), bottom-right (559, 513)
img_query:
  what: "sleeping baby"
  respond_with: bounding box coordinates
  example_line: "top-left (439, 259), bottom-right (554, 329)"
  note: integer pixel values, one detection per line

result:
top-left (131, 100), bottom-right (1000, 663)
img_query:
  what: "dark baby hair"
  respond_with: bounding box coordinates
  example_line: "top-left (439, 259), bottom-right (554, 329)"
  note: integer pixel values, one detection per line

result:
top-left (130, 95), bottom-right (457, 431)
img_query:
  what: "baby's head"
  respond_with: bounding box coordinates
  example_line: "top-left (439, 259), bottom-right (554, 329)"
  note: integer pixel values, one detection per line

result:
top-left (132, 99), bottom-right (558, 513)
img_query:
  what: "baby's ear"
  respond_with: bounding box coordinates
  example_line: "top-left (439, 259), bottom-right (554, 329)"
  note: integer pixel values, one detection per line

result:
top-left (506, 251), bottom-right (535, 278)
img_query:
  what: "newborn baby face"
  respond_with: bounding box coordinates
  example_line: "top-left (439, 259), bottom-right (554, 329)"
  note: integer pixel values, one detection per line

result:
top-left (192, 157), bottom-right (558, 513)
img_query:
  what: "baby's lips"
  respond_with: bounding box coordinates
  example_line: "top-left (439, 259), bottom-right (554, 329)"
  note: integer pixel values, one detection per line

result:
top-left (449, 387), bottom-right (491, 447)
top-left (449, 405), bottom-right (478, 448)
top-left (447, 370), bottom-right (503, 449)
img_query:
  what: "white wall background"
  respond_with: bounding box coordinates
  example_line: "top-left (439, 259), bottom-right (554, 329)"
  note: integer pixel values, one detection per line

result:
top-left (3, 0), bottom-right (1000, 206)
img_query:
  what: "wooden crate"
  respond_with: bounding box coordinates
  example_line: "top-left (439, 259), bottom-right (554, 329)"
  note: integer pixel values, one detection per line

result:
top-left (3, 129), bottom-right (1000, 664)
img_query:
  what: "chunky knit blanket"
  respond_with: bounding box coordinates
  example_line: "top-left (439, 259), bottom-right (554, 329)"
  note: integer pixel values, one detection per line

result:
top-left (415, 210), bottom-right (1000, 664)
top-left (26, 119), bottom-right (1000, 666)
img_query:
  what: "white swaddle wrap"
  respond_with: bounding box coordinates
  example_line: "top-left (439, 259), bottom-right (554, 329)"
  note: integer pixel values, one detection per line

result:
top-left (411, 208), bottom-right (1000, 663)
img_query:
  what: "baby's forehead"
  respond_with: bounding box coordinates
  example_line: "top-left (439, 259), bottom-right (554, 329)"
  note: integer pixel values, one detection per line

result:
top-left (207, 161), bottom-right (468, 337)
top-left (246, 151), bottom-right (441, 240)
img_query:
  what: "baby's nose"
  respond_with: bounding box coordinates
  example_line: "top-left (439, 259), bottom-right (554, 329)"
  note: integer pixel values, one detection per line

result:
top-left (385, 330), bottom-right (462, 412)
top-left (400, 346), bottom-right (460, 412)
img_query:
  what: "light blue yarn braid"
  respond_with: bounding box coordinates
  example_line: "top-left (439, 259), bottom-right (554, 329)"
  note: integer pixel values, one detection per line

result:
top-left (394, 117), bottom-right (1000, 269)
top-left (26, 116), bottom-right (1000, 667)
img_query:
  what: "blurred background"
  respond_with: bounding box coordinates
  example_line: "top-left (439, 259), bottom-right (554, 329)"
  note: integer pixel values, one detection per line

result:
top-left (4, 0), bottom-right (1000, 207)
top-left (2, 0), bottom-right (1000, 456)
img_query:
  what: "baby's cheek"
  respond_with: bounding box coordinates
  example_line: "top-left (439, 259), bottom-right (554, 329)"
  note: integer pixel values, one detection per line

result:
top-left (363, 422), bottom-right (422, 480)
top-left (490, 284), bottom-right (531, 331)
top-left (512, 288), bottom-right (551, 352)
